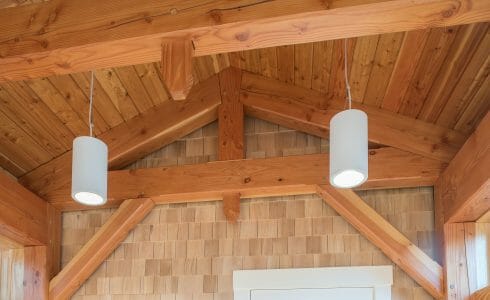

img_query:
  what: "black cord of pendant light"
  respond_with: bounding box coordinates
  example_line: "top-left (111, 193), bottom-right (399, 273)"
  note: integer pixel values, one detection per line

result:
top-left (88, 70), bottom-right (95, 137)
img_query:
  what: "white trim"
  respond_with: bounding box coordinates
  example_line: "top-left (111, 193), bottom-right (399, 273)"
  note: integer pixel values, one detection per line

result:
top-left (233, 266), bottom-right (393, 300)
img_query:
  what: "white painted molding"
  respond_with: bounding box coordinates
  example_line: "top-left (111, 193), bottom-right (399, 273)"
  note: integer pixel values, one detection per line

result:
top-left (233, 265), bottom-right (393, 300)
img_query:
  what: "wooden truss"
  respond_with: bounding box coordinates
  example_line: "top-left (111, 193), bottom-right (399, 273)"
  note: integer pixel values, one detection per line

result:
top-left (1, 66), bottom-right (487, 298)
top-left (0, 0), bottom-right (489, 299)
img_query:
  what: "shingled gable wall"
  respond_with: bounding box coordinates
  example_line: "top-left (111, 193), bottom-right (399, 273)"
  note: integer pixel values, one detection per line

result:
top-left (61, 118), bottom-right (436, 300)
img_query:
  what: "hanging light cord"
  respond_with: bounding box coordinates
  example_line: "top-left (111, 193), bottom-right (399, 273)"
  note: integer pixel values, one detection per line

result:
top-left (344, 38), bottom-right (353, 110)
top-left (88, 70), bottom-right (95, 137)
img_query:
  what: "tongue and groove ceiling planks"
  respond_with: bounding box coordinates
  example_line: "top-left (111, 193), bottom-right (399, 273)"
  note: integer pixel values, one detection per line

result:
top-left (0, 22), bottom-right (488, 178)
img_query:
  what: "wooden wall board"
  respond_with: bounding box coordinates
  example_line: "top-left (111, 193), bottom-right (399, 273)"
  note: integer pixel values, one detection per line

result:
top-left (0, 248), bottom-right (24, 300)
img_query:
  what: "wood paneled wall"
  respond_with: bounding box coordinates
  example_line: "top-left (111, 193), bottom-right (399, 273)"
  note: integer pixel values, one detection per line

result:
top-left (59, 118), bottom-right (437, 299)
top-left (0, 248), bottom-right (24, 300)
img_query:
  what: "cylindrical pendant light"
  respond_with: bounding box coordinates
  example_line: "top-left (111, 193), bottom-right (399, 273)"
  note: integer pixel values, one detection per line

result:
top-left (71, 71), bottom-right (108, 205)
top-left (329, 109), bottom-right (368, 188)
top-left (329, 39), bottom-right (368, 189)
top-left (72, 136), bottom-right (108, 205)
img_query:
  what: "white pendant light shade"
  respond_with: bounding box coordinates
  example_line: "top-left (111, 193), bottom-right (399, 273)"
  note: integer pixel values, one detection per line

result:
top-left (71, 136), bottom-right (108, 205)
top-left (329, 109), bottom-right (368, 188)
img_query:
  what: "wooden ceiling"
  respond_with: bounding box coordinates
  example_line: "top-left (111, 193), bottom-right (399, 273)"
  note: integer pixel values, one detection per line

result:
top-left (0, 22), bottom-right (488, 178)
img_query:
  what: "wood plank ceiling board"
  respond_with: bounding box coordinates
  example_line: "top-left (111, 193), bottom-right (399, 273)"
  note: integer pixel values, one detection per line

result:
top-left (133, 63), bottom-right (170, 106)
top-left (418, 23), bottom-right (488, 124)
top-left (327, 39), bottom-right (357, 105)
top-left (0, 109), bottom-right (52, 172)
top-left (25, 77), bottom-right (89, 136)
top-left (0, 82), bottom-right (72, 156)
top-left (276, 45), bottom-right (295, 84)
top-left (349, 35), bottom-right (380, 103)
top-left (257, 47), bottom-right (278, 80)
top-left (70, 72), bottom-right (125, 128)
top-left (454, 75), bottom-right (490, 135)
top-left (93, 69), bottom-right (140, 121)
top-left (48, 74), bottom-right (109, 135)
top-left (398, 26), bottom-right (459, 118)
top-left (362, 32), bottom-right (405, 107)
top-left (381, 29), bottom-right (431, 112)
top-left (311, 40), bottom-right (334, 95)
top-left (435, 32), bottom-right (490, 128)
top-left (294, 43), bottom-right (314, 89)
top-left (114, 65), bottom-right (155, 110)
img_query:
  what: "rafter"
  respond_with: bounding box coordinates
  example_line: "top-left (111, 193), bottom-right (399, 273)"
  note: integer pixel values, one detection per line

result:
top-left (43, 148), bottom-right (445, 211)
top-left (19, 75), bottom-right (221, 198)
top-left (1, 0), bottom-right (489, 81)
top-left (436, 112), bottom-right (490, 224)
top-left (240, 71), bottom-right (467, 162)
top-left (316, 185), bottom-right (444, 299)
top-left (49, 198), bottom-right (155, 299)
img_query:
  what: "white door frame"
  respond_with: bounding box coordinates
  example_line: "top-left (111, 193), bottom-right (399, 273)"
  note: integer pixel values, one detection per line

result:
top-left (233, 265), bottom-right (393, 300)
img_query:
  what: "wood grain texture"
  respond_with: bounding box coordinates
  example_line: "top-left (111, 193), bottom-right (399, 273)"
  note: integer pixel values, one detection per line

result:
top-left (161, 39), bottom-right (194, 100)
top-left (1, 0), bottom-right (489, 81)
top-left (444, 223), bottom-right (471, 300)
top-left (46, 204), bottom-right (61, 280)
top-left (218, 67), bottom-right (244, 222)
top-left (0, 172), bottom-right (47, 246)
top-left (48, 198), bottom-right (155, 299)
top-left (436, 112), bottom-right (490, 223)
top-left (218, 67), bottom-right (244, 161)
top-left (382, 29), bottom-right (430, 112)
top-left (223, 192), bottom-right (241, 223)
top-left (46, 148), bottom-right (445, 211)
top-left (240, 71), bottom-right (466, 162)
top-left (316, 185), bottom-right (444, 299)
top-left (0, 248), bottom-right (24, 300)
top-left (24, 246), bottom-right (48, 300)
top-left (19, 75), bottom-right (221, 198)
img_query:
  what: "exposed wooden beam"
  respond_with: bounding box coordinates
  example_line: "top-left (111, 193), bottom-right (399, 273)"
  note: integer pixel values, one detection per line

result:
top-left (161, 39), bottom-right (194, 100)
top-left (223, 192), bottom-right (241, 223)
top-left (24, 246), bottom-right (48, 300)
top-left (49, 198), bottom-right (154, 299)
top-left (1, 0), bottom-right (489, 81)
top-left (436, 112), bottom-right (490, 223)
top-left (218, 67), bottom-right (244, 222)
top-left (240, 72), bottom-right (466, 162)
top-left (0, 172), bottom-right (47, 246)
top-left (218, 67), bottom-right (244, 160)
top-left (19, 75), bottom-right (221, 198)
top-left (45, 148), bottom-right (445, 211)
top-left (46, 204), bottom-right (61, 280)
top-left (316, 185), bottom-right (444, 299)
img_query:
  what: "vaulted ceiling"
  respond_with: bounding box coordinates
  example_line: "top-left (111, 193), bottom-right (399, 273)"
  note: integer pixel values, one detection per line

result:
top-left (0, 22), bottom-right (488, 178)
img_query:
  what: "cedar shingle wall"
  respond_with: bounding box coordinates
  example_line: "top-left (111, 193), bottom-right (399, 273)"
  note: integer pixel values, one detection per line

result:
top-left (62, 118), bottom-right (435, 300)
